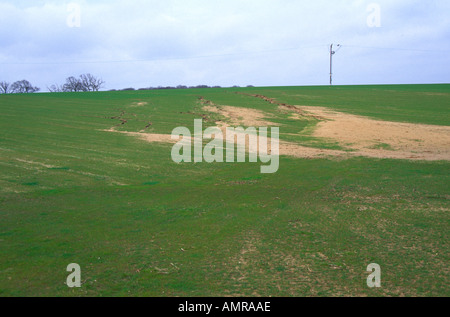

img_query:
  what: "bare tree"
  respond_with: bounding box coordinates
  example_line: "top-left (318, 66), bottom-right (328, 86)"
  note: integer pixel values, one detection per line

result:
top-left (47, 84), bottom-right (65, 93)
top-left (80, 73), bottom-right (104, 92)
top-left (10, 80), bottom-right (40, 93)
top-left (48, 74), bottom-right (105, 93)
top-left (63, 76), bottom-right (85, 92)
top-left (0, 81), bottom-right (11, 94)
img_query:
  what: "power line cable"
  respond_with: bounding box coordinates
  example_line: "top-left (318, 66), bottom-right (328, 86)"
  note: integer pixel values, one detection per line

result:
top-left (344, 45), bottom-right (450, 53)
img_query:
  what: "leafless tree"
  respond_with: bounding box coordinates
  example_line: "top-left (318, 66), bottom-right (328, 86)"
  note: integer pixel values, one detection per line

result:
top-left (10, 80), bottom-right (40, 93)
top-left (80, 73), bottom-right (104, 92)
top-left (0, 81), bottom-right (11, 94)
top-left (63, 76), bottom-right (86, 92)
top-left (47, 84), bottom-right (65, 92)
top-left (59, 74), bottom-right (104, 92)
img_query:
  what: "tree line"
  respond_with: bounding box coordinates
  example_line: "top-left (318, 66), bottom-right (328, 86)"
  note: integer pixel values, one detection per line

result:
top-left (0, 73), bottom-right (104, 94)
top-left (1, 74), bottom-right (254, 94)
top-left (0, 80), bottom-right (40, 94)
top-left (48, 74), bottom-right (105, 92)
top-left (110, 85), bottom-right (254, 91)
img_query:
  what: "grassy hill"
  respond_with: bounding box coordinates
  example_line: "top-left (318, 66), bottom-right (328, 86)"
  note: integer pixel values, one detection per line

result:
top-left (0, 84), bottom-right (449, 296)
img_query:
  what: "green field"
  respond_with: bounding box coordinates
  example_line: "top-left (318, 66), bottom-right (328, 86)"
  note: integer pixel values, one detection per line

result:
top-left (0, 84), bottom-right (449, 297)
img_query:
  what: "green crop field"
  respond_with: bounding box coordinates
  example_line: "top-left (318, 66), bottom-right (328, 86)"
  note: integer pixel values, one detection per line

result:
top-left (0, 84), bottom-right (449, 297)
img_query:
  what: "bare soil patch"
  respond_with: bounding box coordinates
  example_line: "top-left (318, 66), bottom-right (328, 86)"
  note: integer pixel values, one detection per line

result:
top-left (203, 104), bottom-right (276, 127)
top-left (105, 101), bottom-right (450, 161)
top-left (297, 106), bottom-right (450, 161)
top-left (129, 101), bottom-right (148, 107)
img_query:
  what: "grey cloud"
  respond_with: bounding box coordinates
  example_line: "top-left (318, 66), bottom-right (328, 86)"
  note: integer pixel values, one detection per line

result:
top-left (0, 0), bottom-right (448, 90)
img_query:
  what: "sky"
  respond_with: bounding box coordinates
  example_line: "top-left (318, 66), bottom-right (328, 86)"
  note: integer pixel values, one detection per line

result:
top-left (0, 0), bottom-right (449, 91)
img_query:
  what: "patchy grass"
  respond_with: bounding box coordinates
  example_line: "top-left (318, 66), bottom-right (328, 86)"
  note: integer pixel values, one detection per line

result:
top-left (0, 85), bottom-right (449, 297)
top-left (369, 143), bottom-right (395, 151)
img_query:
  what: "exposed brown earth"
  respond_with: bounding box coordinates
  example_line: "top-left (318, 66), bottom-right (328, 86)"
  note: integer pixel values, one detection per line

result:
top-left (105, 98), bottom-right (450, 161)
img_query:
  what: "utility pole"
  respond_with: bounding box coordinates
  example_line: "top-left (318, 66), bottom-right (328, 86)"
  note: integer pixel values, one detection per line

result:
top-left (329, 44), bottom-right (341, 86)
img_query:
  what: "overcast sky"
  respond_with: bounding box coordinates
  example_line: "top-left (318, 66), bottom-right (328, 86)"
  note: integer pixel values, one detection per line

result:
top-left (1, 0), bottom-right (449, 91)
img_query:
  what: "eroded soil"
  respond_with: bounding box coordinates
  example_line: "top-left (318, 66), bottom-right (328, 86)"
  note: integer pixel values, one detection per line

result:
top-left (105, 97), bottom-right (450, 161)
